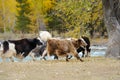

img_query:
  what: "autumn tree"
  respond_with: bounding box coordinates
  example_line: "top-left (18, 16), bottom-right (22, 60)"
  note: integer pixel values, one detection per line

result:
top-left (29, 0), bottom-right (55, 33)
top-left (0, 0), bottom-right (17, 33)
top-left (16, 0), bottom-right (31, 33)
top-left (0, 0), bottom-right (106, 38)
top-left (46, 0), bottom-right (105, 38)
top-left (85, 0), bottom-right (104, 38)
top-left (102, 0), bottom-right (120, 59)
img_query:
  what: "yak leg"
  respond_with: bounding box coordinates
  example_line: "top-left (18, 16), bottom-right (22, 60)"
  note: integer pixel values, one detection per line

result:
top-left (41, 50), bottom-right (47, 60)
top-left (55, 50), bottom-right (70, 61)
top-left (86, 48), bottom-right (91, 57)
top-left (9, 57), bottom-right (14, 62)
top-left (66, 55), bottom-right (70, 62)
top-left (54, 50), bottom-right (60, 60)
top-left (72, 50), bottom-right (83, 62)
top-left (54, 54), bottom-right (58, 60)
top-left (29, 52), bottom-right (36, 61)
top-left (82, 50), bottom-right (85, 57)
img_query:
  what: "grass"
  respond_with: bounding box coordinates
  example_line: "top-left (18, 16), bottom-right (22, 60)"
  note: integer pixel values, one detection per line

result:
top-left (0, 57), bottom-right (119, 80)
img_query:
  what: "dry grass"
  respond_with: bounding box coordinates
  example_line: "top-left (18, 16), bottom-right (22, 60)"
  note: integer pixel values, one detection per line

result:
top-left (0, 33), bottom-right (38, 40)
top-left (0, 57), bottom-right (119, 80)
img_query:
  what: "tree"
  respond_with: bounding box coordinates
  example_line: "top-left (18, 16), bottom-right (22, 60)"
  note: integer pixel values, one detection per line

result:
top-left (46, 0), bottom-right (105, 38)
top-left (16, 0), bottom-right (31, 33)
top-left (29, 0), bottom-right (55, 32)
top-left (0, 0), bottom-right (17, 33)
top-left (102, 0), bottom-right (120, 59)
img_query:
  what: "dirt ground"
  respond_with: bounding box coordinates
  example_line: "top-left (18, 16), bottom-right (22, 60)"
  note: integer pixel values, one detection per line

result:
top-left (0, 57), bottom-right (119, 80)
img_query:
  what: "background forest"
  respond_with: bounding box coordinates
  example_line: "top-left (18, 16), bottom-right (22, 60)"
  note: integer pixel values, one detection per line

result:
top-left (0, 0), bottom-right (107, 39)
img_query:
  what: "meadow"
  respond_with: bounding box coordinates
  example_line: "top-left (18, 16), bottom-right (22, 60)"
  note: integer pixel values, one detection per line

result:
top-left (0, 57), bottom-right (119, 80)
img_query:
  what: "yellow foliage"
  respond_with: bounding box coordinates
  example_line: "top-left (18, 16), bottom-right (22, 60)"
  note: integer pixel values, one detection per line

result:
top-left (6, 0), bottom-right (17, 14)
top-left (64, 27), bottom-right (80, 38)
top-left (43, 0), bottom-right (55, 13)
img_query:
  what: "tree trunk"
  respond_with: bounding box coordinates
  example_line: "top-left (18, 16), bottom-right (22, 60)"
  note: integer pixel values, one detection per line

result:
top-left (102, 0), bottom-right (120, 59)
top-left (37, 14), bottom-right (46, 31)
top-left (2, 0), bottom-right (6, 34)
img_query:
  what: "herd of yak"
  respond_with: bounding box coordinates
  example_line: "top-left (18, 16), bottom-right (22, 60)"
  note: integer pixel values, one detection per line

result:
top-left (0, 31), bottom-right (91, 62)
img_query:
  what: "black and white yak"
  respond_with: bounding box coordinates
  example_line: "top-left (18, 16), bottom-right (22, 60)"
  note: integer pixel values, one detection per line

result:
top-left (0, 38), bottom-right (43, 62)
